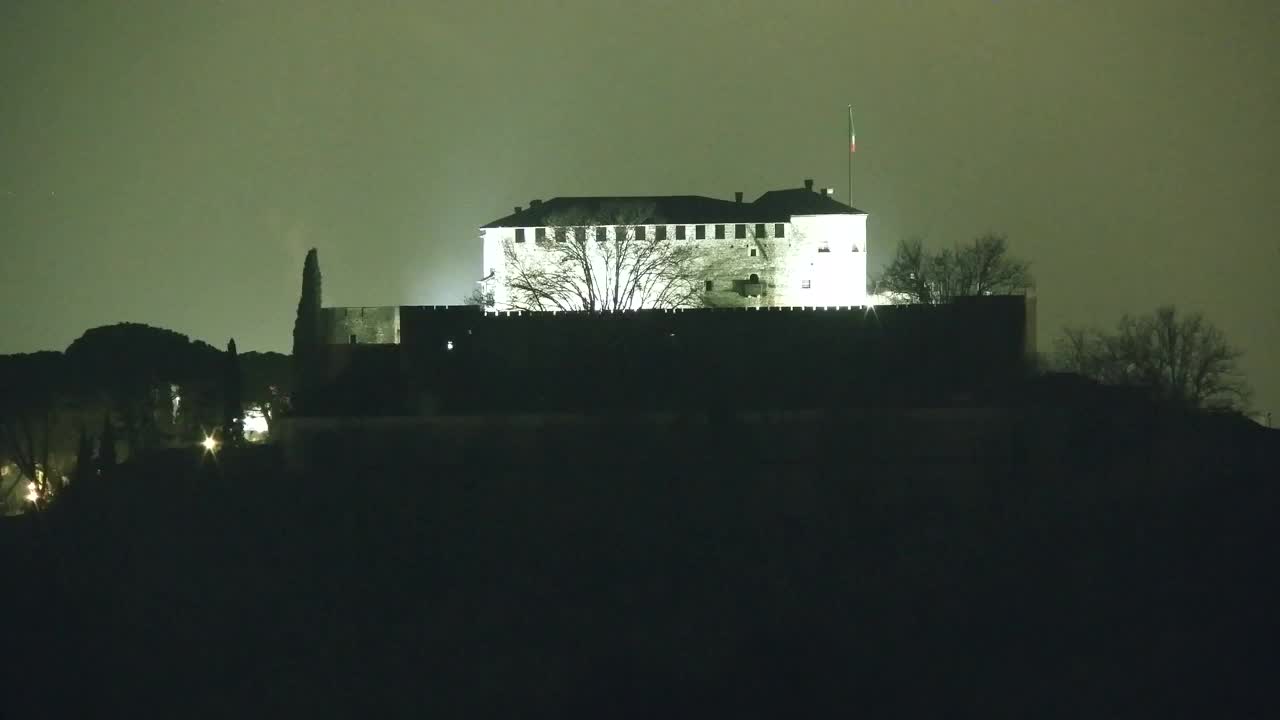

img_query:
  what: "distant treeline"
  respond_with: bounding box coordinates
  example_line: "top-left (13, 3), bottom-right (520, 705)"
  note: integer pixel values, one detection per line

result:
top-left (0, 323), bottom-right (290, 508)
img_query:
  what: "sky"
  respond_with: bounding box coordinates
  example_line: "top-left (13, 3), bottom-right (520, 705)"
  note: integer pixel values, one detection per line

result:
top-left (1, 0), bottom-right (1277, 418)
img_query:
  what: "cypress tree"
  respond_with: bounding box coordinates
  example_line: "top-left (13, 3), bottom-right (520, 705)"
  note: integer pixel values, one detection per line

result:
top-left (98, 412), bottom-right (117, 475)
top-left (291, 248), bottom-right (323, 407)
top-left (223, 338), bottom-right (244, 446)
top-left (74, 426), bottom-right (95, 486)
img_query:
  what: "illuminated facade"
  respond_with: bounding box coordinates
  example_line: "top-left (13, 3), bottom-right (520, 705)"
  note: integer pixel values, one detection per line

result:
top-left (478, 180), bottom-right (869, 311)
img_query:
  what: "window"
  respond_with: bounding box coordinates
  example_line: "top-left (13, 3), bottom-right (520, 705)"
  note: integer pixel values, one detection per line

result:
top-left (655, 225), bottom-right (667, 240)
top-left (802, 280), bottom-right (811, 289)
top-left (774, 223), bottom-right (785, 238)
top-left (704, 279), bottom-right (713, 292)
top-left (675, 225), bottom-right (686, 240)
top-left (596, 227), bottom-right (607, 242)
top-left (749, 247), bottom-right (758, 257)
top-left (574, 227), bottom-right (587, 242)
top-left (755, 223), bottom-right (766, 238)
top-left (535, 227), bottom-right (546, 242)
top-left (749, 273), bottom-right (760, 283)
top-left (617, 226), bottom-right (628, 241)
top-left (696, 224), bottom-right (707, 240)
top-left (735, 224), bottom-right (746, 239)
top-left (636, 226), bottom-right (646, 241)
top-left (554, 227), bottom-right (566, 243)
top-left (715, 224), bottom-right (725, 239)
top-left (515, 228), bottom-right (526, 243)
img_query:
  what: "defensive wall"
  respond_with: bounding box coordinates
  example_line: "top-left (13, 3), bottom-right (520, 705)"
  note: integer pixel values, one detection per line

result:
top-left (314, 296), bottom-right (1037, 415)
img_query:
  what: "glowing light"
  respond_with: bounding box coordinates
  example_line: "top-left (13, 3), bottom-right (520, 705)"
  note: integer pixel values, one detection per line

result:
top-left (242, 406), bottom-right (269, 442)
top-left (446, 340), bottom-right (454, 351)
top-left (201, 435), bottom-right (219, 452)
top-left (24, 481), bottom-right (38, 504)
top-left (170, 384), bottom-right (182, 424)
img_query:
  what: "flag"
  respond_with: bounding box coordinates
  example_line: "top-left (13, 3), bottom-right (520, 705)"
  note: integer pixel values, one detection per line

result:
top-left (848, 106), bottom-right (856, 153)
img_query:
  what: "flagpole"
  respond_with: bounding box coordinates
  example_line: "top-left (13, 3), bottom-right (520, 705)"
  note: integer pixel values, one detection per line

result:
top-left (847, 105), bottom-right (853, 208)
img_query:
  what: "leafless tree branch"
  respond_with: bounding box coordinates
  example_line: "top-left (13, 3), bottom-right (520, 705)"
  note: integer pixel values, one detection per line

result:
top-left (498, 203), bottom-right (708, 312)
top-left (874, 234), bottom-right (1032, 304)
top-left (1054, 305), bottom-right (1251, 411)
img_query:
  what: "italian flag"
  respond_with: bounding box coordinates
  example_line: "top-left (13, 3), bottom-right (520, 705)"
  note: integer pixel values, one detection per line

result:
top-left (849, 106), bottom-right (856, 153)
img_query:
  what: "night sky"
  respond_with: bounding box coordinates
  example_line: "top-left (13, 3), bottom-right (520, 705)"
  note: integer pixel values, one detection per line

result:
top-left (2, 1), bottom-right (1276, 417)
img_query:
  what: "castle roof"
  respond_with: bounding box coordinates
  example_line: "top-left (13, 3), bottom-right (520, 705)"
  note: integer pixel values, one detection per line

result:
top-left (482, 186), bottom-right (865, 228)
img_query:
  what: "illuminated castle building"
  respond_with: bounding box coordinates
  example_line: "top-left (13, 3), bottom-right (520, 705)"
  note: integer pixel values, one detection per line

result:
top-left (302, 178), bottom-right (1038, 422)
top-left (478, 179), bottom-right (868, 311)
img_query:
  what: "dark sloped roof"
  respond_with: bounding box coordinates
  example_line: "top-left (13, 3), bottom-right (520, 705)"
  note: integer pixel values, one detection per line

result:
top-left (753, 188), bottom-right (865, 218)
top-left (482, 187), bottom-right (865, 228)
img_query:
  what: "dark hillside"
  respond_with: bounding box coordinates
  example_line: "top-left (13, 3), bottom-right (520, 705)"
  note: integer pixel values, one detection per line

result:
top-left (2, 402), bottom-right (1276, 717)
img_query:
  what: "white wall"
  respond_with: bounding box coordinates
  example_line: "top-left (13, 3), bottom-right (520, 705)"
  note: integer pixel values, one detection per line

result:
top-left (774, 213), bottom-right (868, 307)
top-left (480, 227), bottom-right (515, 309)
top-left (480, 211), bottom-right (868, 311)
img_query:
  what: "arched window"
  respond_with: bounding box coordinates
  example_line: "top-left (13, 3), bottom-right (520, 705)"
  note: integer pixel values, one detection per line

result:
top-left (749, 273), bottom-right (760, 283)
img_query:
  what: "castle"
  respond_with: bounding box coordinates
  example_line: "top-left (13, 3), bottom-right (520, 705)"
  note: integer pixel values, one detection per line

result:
top-left (321, 178), bottom-right (872, 347)
top-left (479, 179), bottom-right (869, 311)
top-left (309, 181), bottom-right (1034, 417)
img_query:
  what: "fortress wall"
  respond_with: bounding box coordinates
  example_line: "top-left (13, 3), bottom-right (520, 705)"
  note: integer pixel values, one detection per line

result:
top-left (320, 306), bottom-right (400, 345)
top-left (366, 296), bottom-right (1035, 414)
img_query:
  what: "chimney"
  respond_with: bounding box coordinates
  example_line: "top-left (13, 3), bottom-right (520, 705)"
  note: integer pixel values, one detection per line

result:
top-left (734, 191), bottom-right (743, 203)
top-left (530, 199), bottom-right (542, 207)
top-left (513, 206), bottom-right (522, 214)
top-left (804, 179), bottom-right (814, 192)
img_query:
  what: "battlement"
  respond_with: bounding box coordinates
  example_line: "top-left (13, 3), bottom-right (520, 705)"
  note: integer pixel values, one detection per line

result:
top-left (322, 297), bottom-right (1034, 349)
top-left (401, 305), bottom-right (484, 312)
top-left (482, 304), bottom-right (874, 316)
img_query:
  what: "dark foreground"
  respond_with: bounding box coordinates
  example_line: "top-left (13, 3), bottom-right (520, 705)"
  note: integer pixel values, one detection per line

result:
top-left (3, 406), bottom-right (1277, 717)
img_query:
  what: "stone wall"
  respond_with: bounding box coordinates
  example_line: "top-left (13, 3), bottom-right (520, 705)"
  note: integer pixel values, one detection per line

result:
top-left (387, 296), bottom-right (1036, 414)
top-left (312, 297), bottom-right (1035, 415)
top-left (320, 306), bottom-right (399, 345)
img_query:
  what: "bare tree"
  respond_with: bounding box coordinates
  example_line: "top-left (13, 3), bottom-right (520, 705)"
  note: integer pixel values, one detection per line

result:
top-left (873, 238), bottom-right (936, 304)
top-left (499, 203), bottom-right (708, 312)
top-left (463, 277), bottom-right (494, 308)
top-left (874, 234), bottom-right (1032, 304)
top-left (1055, 326), bottom-right (1117, 383)
top-left (1055, 306), bottom-right (1251, 411)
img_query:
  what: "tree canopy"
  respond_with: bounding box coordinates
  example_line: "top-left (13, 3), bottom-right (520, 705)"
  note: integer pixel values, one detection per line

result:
top-left (2, 324), bottom-right (291, 497)
top-left (873, 234), bottom-right (1032, 304)
top-left (65, 322), bottom-right (222, 384)
top-left (1055, 305), bottom-right (1251, 411)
